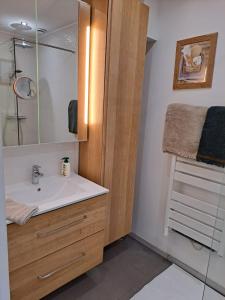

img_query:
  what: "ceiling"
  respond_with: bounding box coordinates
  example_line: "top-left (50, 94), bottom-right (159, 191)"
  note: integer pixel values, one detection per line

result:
top-left (0, 0), bottom-right (79, 37)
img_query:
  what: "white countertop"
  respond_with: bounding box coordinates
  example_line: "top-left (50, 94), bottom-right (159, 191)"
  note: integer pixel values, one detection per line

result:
top-left (6, 173), bottom-right (109, 224)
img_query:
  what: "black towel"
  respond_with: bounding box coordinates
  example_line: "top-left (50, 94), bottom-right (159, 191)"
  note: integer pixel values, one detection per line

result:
top-left (68, 100), bottom-right (78, 134)
top-left (197, 106), bottom-right (225, 167)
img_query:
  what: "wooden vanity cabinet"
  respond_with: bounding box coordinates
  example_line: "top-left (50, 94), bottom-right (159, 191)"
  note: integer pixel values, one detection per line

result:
top-left (8, 195), bottom-right (106, 300)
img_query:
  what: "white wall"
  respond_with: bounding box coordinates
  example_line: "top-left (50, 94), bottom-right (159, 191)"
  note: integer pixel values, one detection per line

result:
top-left (0, 129), bottom-right (10, 300)
top-left (143, 0), bottom-right (160, 40)
top-left (133, 0), bottom-right (225, 285)
top-left (3, 142), bottom-right (79, 186)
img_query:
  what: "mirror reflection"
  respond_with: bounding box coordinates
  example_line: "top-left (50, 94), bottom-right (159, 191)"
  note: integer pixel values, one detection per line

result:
top-left (37, 0), bottom-right (78, 144)
top-left (0, 1), bottom-right (38, 146)
top-left (0, 0), bottom-right (86, 146)
top-left (13, 76), bottom-right (36, 100)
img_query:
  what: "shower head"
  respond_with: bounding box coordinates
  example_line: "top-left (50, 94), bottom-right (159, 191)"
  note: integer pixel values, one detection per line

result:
top-left (10, 21), bottom-right (32, 31)
top-left (15, 40), bottom-right (33, 49)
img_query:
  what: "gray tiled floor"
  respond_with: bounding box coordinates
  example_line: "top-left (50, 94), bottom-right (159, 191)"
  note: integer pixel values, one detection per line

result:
top-left (42, 236), bottom-right (171, 300)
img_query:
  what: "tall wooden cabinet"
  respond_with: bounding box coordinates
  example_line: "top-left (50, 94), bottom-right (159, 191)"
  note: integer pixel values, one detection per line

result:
top-left (79, 0), bottom-right (149, 245)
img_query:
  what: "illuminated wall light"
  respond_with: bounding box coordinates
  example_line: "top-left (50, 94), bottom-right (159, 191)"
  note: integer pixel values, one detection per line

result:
top-left (84, 25), bottom-right (90, 125)
top-left (89, 27), bottom-right (97, 126)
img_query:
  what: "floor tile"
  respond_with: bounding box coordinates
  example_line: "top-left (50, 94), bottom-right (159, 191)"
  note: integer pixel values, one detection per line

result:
top-left (42, 236), bottom-right (171, 300)
top-left (131, 265), bottom-right (225, 300)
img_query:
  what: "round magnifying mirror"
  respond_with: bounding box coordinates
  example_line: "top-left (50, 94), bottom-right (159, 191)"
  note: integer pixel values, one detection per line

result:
top-left (13, 77), bottom-right (36, 100)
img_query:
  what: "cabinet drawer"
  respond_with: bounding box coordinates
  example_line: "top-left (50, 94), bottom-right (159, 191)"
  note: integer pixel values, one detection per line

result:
top-left (10, 231), bottom-right (104, 300)
top-left (8, 195), bottom-right (106, 271)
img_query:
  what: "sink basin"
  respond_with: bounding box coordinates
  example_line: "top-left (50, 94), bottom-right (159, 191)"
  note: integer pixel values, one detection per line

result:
top-left (6, 173), bottom-right (109, 222)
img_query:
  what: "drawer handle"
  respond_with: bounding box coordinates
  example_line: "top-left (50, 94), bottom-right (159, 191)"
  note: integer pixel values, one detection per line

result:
top-left (37, 252), bottom-right (85, 280)
top-left (37, 215), bottom-right (87, 238)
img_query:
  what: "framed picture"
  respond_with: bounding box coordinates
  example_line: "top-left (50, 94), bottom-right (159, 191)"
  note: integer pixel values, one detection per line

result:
top-left (173, 33), bottom-right (218, 89)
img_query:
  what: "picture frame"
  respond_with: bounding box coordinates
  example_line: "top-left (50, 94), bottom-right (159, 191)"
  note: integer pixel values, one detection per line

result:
top-left (173, 33), bottom-right (218, 90)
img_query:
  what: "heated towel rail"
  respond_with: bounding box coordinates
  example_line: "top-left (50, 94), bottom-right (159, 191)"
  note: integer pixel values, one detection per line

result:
top-left (164, 155), bottom-right (225, 256)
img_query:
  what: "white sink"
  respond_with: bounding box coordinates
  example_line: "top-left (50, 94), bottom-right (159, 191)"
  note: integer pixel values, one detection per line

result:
top-left (6, 173), bottom-right (109, 223)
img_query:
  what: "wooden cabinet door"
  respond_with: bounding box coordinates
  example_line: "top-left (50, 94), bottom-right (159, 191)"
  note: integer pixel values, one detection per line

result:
top-left (79, 0), bottom-right (149, 245)
top-left (10, 232), bottom-right (104, 300)
top-left (103, 0), bottom-right (149, 244)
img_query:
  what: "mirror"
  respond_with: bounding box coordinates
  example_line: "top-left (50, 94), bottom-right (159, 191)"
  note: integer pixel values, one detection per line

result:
top-left (0, 0), bottom-right (90, 146)
top-left (37, 0), bottom-right (79, 144)
top-left (13, 77), bottom-right (36, 99)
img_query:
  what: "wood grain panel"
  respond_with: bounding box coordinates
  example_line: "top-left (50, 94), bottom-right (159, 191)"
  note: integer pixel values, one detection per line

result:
top-left (10, 231), bottom-right (104, 300)
top-left (79, 0), bottom-right (149, 245)
top-left (8, 195), bottom-right (106, 272)
top-left (103, 0), bottom-right (149, 244)
top-left (79, 0), bottom-right (109, 183)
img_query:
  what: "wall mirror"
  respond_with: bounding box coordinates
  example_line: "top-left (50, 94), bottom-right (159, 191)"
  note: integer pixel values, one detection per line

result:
top-left (0, 0), bottom-right (90, 146)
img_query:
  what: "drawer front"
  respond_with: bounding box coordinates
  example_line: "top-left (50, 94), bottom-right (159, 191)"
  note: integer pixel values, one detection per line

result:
top-left (10, 231), bottom-right (104, 300)
top-left (8, 195), bottom-right (106, 271)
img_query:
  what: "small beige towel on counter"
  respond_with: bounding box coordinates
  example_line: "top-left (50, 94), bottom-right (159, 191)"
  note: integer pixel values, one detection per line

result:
top-left (6, 198), bottom-right (38, 225)
top-left (163, 103), bottom-right (208, 159)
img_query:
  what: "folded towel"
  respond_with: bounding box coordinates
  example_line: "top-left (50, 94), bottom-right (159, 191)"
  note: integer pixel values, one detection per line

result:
top-left (6, 198), bottom-right (38, 225)
top-left (163, 103), bottom-right (208, 159)
top-left (197, 106), bottom-right (225, 167)
top-left (68, 100), bottom-right (78, 134)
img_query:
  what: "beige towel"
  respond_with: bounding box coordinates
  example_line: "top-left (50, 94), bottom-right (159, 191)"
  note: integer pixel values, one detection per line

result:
top-left (163, 103), bottom-right (208, 159)
top-left (6, 198), bottom-right (38, 225)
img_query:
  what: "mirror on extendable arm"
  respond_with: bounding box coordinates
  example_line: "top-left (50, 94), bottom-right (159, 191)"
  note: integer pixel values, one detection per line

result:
top-left (13, 76), bottom-right (36, 100)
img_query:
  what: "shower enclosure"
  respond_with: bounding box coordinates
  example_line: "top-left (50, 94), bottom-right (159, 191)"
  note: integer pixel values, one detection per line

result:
top-left (0, 36), bottom-right (38, 147)
top-left (10, 37), bottom-right (37, 146)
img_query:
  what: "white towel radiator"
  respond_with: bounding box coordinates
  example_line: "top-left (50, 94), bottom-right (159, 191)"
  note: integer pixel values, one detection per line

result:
top-left (164, 155), bottom-right (225, 256)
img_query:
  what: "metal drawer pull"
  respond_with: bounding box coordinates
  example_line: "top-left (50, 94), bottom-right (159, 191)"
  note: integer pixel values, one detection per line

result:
top-left (37, 252), bottom-right (85, 280)
top-left (37, 215), bottom-right (87, 238)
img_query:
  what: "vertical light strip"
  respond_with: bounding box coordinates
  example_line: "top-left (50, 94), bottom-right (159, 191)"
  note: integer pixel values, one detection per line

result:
top-left (84, 25), bottom-right (90, 125)
top-left (35, 0), bottom-right (40, 144)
